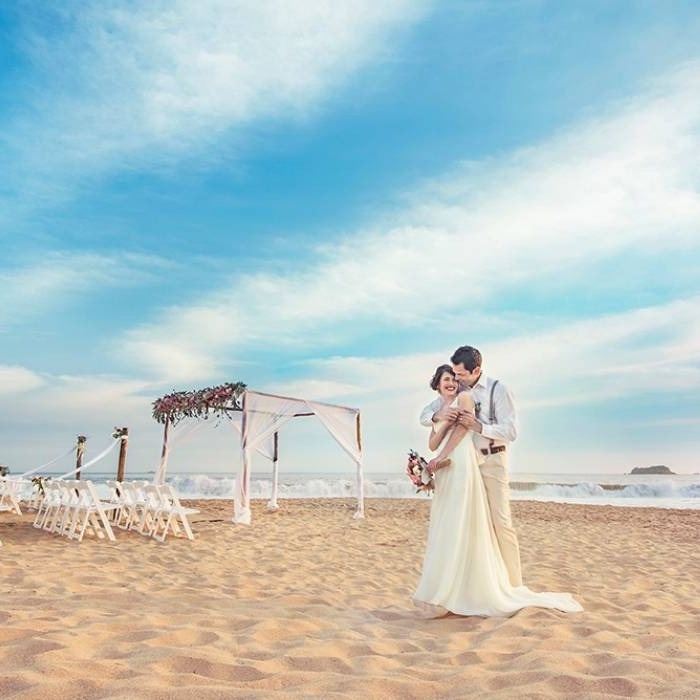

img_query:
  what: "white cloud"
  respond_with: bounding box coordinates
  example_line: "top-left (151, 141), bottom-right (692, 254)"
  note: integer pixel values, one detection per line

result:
top-left (0, 366), bottom-right (45, 394)
top-left (280, 295), bottom-right (700, 405)
top-left (0, 251), bottom-right (173, 328)
top-left (0, 372), bottom-right (154, 426)
top-left (120, 59), bottom-right (700, 381)
top-left (489, 298), bottom-right (700, 407)
top-left (267, 295), bottom-right (700, 473)
top-left (1, 0), bottom-right (431, 213)
top-left (0, 370), bottom-right (167, 474)
top-left (2, 292), bottom-right (698, 476)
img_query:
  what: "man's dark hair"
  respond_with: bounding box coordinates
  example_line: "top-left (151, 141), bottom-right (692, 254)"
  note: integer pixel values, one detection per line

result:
top-left (430, 364), bottom-right (454, 391)
top-left (450, 345), bottom-right (482, 372)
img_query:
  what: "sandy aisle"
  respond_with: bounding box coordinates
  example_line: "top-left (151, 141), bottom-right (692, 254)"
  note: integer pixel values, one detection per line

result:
top-left (1, 499), bottom-right (698, 699)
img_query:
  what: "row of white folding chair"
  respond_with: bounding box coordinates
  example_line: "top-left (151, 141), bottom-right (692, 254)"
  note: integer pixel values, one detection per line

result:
top-left (106, 481), bottom-right (198, 541)
top-left (106, 480), bottom-right (170, 535)
top-left (32, 480), bottom-right (87, 540)
top-left (105, 480), bottom-right (148, 530)
top-left (0, 478), bottom-right (23, 515)
top-left (2, 477), bottom-right (53, 513)
top-left (32, 480), bottom-right (117, 542)
top-left (32, 481), bottom-right (66, 534)
top-left (146, 483), bottom-right (199, 541)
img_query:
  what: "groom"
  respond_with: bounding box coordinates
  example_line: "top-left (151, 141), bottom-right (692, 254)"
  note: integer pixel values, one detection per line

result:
top-left (420, 345), bottom-right (523, 587)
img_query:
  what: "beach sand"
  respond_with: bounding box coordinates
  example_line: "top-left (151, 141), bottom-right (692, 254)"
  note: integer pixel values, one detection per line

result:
top-left (1, 499), bottom-right (698, 699)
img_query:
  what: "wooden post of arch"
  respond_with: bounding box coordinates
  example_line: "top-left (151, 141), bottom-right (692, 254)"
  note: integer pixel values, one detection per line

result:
top-left (354, 413), bottom-right (364, 519)
top-left (75, 435), bottom-right (87, 480)
top-left (116, 427), bottom-right (129, 482)
top-left (267, 431), bottom-right (280, 511)
top-left (161, 418), bottom-right (170, 461)
top-left (157, 417), bottom-right (170, 485)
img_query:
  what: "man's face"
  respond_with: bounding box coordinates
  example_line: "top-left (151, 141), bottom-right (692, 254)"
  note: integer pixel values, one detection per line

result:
top-left (452, 362), bottom-right (480, 388)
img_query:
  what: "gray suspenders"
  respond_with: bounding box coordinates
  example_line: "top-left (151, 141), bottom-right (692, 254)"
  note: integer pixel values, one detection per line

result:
top-left (487, 380), bottom-right (499, 449)
top-left (488, 379), bottom-right (499, 423)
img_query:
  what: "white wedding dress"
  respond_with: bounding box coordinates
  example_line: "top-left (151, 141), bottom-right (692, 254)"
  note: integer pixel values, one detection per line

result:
top-left (414, 411), bottom-right (582, 617)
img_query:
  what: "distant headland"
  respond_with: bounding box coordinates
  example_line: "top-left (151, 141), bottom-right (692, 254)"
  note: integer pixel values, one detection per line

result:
top-left (630, 465), bottom-right (675, 475)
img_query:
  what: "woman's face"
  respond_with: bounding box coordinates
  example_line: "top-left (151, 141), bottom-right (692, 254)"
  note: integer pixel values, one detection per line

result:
top-left (437, 371), bottom-right (458, 398)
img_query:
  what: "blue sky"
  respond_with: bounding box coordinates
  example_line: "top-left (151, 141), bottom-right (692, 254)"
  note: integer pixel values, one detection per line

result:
top-left (1, 1), bottom-right (699, 478)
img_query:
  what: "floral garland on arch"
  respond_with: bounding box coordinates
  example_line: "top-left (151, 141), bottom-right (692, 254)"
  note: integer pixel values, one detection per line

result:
top-left (152, 382), bottom-right (247, 425)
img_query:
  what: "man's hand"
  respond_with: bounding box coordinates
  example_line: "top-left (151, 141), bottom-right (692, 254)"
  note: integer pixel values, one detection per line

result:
top-left (457, 410), bottom-right (482, 433)
top-left (427, 457), bottom-right (452, 474)
top-left (433, 406), bottom-right (460, 423)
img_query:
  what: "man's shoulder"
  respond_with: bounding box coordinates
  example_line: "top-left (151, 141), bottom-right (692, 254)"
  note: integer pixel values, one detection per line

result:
top-left (481, 374), bottom-right (512, 395)
top-left (479, 373), bottom-right (499, 388)
top-left (488, 376), bottom-right (515, 401)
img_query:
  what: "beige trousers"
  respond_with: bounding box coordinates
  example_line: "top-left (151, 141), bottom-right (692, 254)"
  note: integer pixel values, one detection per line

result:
top-left (479, 452), bottom-right (523, 587)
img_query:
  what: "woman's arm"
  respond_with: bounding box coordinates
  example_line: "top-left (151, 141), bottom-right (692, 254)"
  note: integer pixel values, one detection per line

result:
top-left (428, 392), bottom-right (475, 472)
top-left (428, 419), bottom-right (453, 452)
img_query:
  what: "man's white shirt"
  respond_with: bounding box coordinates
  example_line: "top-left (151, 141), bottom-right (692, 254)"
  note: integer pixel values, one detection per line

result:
top-left (419, 374), bottom-right (518, 452)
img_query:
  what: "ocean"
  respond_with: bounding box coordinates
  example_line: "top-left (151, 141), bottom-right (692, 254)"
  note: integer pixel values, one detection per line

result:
top-left (19, 469), bottom-right (700, 510)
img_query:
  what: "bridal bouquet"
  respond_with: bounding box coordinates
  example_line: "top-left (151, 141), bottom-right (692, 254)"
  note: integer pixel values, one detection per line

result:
top-left (406, 449), bottom-right (434, 494)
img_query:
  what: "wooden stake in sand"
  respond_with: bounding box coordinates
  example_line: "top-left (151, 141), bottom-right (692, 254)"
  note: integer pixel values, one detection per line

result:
top-left (115, 427), bottom-right (129, 482)
top-left (75, 435), bottom-right (87, 480)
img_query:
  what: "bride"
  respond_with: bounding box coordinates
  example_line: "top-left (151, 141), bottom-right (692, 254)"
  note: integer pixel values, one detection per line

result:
top-left (413, 364), bottom-right (582, 617)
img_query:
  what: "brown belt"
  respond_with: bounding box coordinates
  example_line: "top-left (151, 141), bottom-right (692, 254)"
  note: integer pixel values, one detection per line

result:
top-left (480, 445), bottom-right (506, 456)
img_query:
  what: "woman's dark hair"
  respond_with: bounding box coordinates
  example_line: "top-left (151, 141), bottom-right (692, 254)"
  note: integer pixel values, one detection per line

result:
top-left (430, 364), bottom-right (455, 391)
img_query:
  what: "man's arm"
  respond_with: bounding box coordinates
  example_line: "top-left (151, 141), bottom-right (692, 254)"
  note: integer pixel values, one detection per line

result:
top-left (419, 397), bottom-right (442, 427)
top-left (457, 382), bottom-right (518, 442)
top-left (481, 382), bottom-right (518, 442)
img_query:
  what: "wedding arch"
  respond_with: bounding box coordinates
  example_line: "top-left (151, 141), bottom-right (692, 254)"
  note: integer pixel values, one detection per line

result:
top-left (152, 383), bottom-right (364, 524)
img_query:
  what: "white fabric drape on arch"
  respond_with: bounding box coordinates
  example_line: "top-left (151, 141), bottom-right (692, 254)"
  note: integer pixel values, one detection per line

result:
top-left (154, 420), bottom-right (211, 485)
top-left (229, 410), bottom-right (278, 510)
top-left (233, 390), bottom-right (363, 525)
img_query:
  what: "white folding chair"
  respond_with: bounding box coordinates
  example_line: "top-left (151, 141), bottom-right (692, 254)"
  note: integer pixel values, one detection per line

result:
top-left (32, 481), bottom-right (52, 528)
top-left (33, 481), bottom-right (64, 530)
top-left (25, 477), bottom-right (48, 511)
top-left (141, 484), bottom-right (199, 542)
top-left (149, 483), bottom-right (199, 542)
top-left (137, 484), bottom-right (165, 538)
top-left (120, 480), bottom-right (149, 531)
top-left (67, 480), bottom-right (117, 542)
top-left (0, 478), bottom-right (23, 515)
top-left (105, 480), bottom-right (127, 525)
top-left (53, 480), bottom-right (82, 537)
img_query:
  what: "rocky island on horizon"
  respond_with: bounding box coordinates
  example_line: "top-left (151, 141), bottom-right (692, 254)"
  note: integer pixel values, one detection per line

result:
top-left (630, 465), bottom-right (675, 475)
